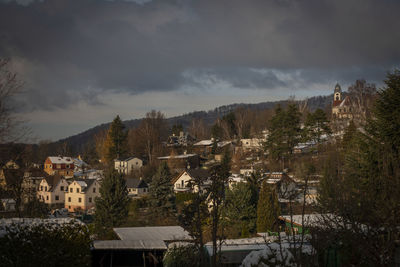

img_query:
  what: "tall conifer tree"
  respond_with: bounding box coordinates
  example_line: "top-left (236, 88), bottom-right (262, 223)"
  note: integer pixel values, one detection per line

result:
top-left (95, 169), bottom-right (130, 235)
top-left (257, 181), bottom-right (280, 232)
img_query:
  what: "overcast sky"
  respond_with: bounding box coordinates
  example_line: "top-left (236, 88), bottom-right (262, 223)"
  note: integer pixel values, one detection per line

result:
top-left (1, 0), bottom-right (399, 141)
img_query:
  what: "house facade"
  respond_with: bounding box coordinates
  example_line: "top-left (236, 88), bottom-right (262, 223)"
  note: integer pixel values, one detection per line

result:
top-left (44, 156), bottom-right (74, 178)
top-left (114, 157), bottom-right (143, 175)
top-left (37, 175), bottom-right (68, 205)
top-left (172, 169), bottom-right (211, 193)
top-left (126, 178), bottom-right (148, 197)
top-left (65, 179), bottom-right (100, 212)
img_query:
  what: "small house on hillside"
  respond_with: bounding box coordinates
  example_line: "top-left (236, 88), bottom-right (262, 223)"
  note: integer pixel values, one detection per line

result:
top-left (37, 175), bottom-right (68, 205)
top-left (65, 179), bottom-right (100, 212)
top-left (172, 168), bottom-right (211, 193)
top-left (126, 178), bottom-right (148, 197)
top-left (44, 156), bottom-right (74, 178)
top-left (266, 173), bottom-right (297, 199)
top-left (114, 157), bottom-right (143, 175)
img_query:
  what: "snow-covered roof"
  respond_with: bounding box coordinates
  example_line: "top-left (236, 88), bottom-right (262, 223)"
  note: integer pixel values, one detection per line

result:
top-left (76, 180), bottom-right (88, 188)
top-left (194, 140), bottom-right (213, 146)
top-left (47, 156), bottom-right (73, 164)
top-left (157, 153), bottom-right (197, 160)
top-left (93, 240), bottom-right (167, 250)
top-left (114, 226), bottom-right (191, 242)
top-left (279, 214), bottom-right (328, 227)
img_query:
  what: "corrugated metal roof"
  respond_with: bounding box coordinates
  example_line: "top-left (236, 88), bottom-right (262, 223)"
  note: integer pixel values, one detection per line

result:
top-left (114, 226), bottom-right (191, 242)
top-left (93, 240), bottom-right (167, 250)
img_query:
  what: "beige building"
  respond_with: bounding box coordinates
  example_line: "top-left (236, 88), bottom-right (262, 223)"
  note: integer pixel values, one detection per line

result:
top-left (114, 157), bottom-right (143, 175)
top-left (65, 179), bottom-right (100, 212)
top-left (37, 175), bottom-right (68, 205)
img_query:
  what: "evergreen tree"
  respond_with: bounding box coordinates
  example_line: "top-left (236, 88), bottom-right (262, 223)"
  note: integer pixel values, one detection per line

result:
top-left (316, 71), bottom-right (400, 265)
top-left (105, 115), bottom-right (128, 164)
top-left (95, 169), bottom-right (130, 235)
top-left (149, 162), bottom-right (176, 222)
top-left (257, 181), bottom-right (280, 233)
top-left (223, 182), bottom-right (258, 238)
top-left (303, 108), bottom-right (331, 144)
top-left (266, 104), bottom-right (301, 168)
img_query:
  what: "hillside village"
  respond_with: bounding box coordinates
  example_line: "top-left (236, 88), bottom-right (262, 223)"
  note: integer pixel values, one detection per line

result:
top-left (2, 76), bottom-right (396, 266)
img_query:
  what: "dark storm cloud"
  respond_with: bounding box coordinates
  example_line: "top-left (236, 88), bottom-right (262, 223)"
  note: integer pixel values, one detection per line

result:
top-left (0, 0), bottom-right (399, 111)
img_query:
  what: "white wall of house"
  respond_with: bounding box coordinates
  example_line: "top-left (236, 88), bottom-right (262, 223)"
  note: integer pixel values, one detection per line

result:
top-left (127, 187), bottom-right (148, 196)
top-left (37, 178), bottom-right (68, 205)
top-left (64, 180), bottom-right (100, 212)
top-left (114, 158), bottom-right (143, 174)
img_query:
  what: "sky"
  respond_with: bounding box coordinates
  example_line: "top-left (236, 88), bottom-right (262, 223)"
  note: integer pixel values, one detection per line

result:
top-left (1, 0), bottom-right (399, 141)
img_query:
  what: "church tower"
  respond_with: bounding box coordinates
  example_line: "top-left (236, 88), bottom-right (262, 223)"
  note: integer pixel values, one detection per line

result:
top-left (334, 83), bottom-right (342, 101)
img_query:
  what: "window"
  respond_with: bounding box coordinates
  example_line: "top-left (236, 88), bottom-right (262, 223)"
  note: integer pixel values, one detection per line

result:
top-left (78, 197), bottom-right (82, 203)
top-left (40, 186), bottom-right (43, 191)
top-left (181, 180), bottom-right (184, 187)
top-left (70, 188), bottom-right (73, 193)
top-left (45, 186), bottom-right (47, 191)
top-left (68, 197), bottom-right (71, 202)
top-left (55, 195), bottom-right (59, 201)
top-left (77, 188), bottom-right (80, 193)
top-left (128, 188), bottom-right (131, 192)
top-left (46, 196), bottom-right (49, 200)
top-left (66, 165), bottom-right (69, 169)
top-left (49, 164), bottom-right (52, 169)
top-left (89, 197), bottom-right (92, 203)
top-left (60, 186), bottom-right (64, 191)
top-left (93, 188), bottom-right (96, 193)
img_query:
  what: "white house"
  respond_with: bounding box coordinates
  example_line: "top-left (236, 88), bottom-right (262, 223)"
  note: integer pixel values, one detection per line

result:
top-left (114, 157), bottom-right (143, 175)
top-left (172, 169), bottom-right (211, 193)
top-left (126, 178), bottom-right (149, 197)
top-left (65, 179), bottom-right (100, 212)
top-left (37, 175), bottom-right (69, 205)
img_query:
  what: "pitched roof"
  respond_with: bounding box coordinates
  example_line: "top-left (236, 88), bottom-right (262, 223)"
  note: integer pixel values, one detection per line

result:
top-left (24, 168), bottom-right (47, 178)
top-left (47, 156), bottom-right (73, 164)
top-left (44, 174), bottom-right (64, 192)
top-left (171, 168), bottom-right (210, 184)
top-left (126, 178), bottom-right (148, 189)
top-left (73, 179), bottom-right (96, 192)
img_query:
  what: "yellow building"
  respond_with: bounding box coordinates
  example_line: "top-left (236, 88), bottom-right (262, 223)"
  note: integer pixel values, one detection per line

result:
top-left (65, 179), bottom-right (100, 212)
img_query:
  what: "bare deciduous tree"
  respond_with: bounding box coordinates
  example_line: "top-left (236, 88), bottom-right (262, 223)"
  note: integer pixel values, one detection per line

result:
top-left (0, 59), bottom-right (27, 143)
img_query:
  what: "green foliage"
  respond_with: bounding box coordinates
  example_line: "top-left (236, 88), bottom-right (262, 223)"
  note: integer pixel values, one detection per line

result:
top-left (94, 169), bottom-right (130, 236)
top-left (176, 192), bottom-right (196, 205)
top-left (223, 182), bottom-right (258, 238)
top-left (316, 70), bottom-right (400, 265)
top-left (148, 162), bottom-right (176, 220)
top-left (0, 221), bottom-right (91, 267)
top-left (257, 181), bottom-right (281, 233)
top-left (163, 244), bottom-right (207, 267)
top-left (266, 104), bottom-right (301, 167)
top-left (105, 115), bottom-right (128, 163)
top-left (303, 108), bottom-right (331, 144)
